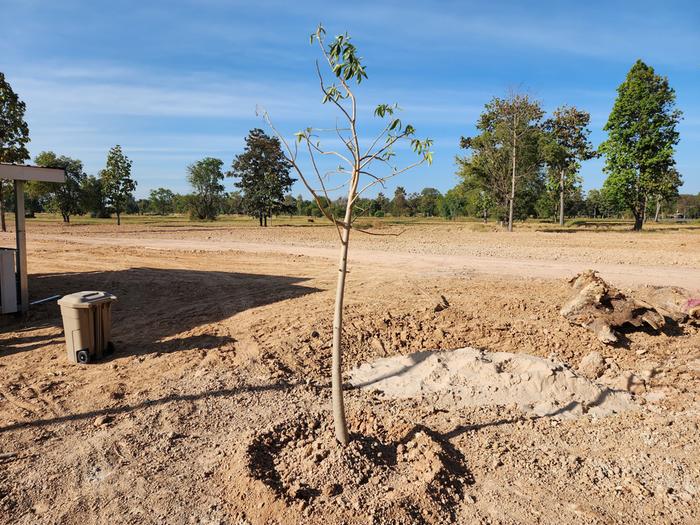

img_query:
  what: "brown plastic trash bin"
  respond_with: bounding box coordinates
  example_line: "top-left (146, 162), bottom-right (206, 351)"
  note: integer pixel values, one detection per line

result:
top-left (58, 291), bottom-right (117, 364)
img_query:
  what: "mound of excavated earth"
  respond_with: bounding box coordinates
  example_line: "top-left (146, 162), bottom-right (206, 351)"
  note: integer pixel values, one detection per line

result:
top-left (349, 347), bottom-right (635, 418)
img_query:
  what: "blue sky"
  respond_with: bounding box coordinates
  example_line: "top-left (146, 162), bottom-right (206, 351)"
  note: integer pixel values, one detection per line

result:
top-left (1, 0), bottom-right (698, 198)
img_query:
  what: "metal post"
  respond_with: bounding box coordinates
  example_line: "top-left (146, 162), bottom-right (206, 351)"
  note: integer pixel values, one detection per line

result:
top-left (14, 180), bottom-right (28, 312)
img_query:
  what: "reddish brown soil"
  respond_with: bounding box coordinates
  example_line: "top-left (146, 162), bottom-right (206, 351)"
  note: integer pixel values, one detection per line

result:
top-left (1, 222), bottom-right (699, 524)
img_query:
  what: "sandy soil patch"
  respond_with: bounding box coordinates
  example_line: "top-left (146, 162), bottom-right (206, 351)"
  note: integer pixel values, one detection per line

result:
top-left (350, 347), bottom-right (635, 418)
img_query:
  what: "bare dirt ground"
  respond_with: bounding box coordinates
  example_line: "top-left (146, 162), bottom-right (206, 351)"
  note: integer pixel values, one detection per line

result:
top-left (1, 220), bottom-right (699, 524)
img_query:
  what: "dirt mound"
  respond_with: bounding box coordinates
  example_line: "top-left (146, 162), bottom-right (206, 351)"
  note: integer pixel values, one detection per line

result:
top-left (349, 347), bottom-right (635, 419)
top-left (222, 414), bottom-right (472, 524)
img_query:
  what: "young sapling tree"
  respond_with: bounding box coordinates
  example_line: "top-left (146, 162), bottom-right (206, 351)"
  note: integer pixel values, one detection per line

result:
top-left (262, 25), bottom-right (432, 445)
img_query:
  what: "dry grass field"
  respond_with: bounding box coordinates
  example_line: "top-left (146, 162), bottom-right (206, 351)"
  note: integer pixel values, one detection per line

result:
top-left (1, 215), bottom-right (699, 524)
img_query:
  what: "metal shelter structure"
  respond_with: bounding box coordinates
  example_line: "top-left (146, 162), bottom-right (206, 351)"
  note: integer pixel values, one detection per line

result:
top-left (0, 163), bottom-right (65, 313)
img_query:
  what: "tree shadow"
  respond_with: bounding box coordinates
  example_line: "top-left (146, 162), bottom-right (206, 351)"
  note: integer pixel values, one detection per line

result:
top-left (349, 350), bottom-right (435, 389)
top-left (1, 267), bottom-right (322, 358)
top-left (0, 333), bottom-right (65, 357)
top-left (0, 380), bottom-right (302, 434)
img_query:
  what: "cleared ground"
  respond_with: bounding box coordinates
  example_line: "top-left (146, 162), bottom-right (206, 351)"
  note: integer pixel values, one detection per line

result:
top-left (0, 216), bottom-right (699, 524)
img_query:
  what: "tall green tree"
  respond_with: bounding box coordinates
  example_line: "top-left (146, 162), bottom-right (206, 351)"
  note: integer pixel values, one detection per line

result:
top-left (542, 106), bottom-right (596, 225)
top-left (149, 187), bottom-right (175, 215)
top-left (100, 145), bottom-right (136, 225)
top-left (0, 72), bottom-right (31, 231)
top-left (187, 157), bottom-right (225, 220)
top-left (230, 128), bottom-right (295, 226)
top-left (31, 151), bottom-right (86, 222)
top-left (459, 93), bottom-right (544, 229)
top-left (599, 60), bottom-right (682, 231)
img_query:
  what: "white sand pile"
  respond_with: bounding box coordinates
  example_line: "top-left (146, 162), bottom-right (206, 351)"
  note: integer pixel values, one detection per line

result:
top-left (349, 347), bottom-right (635, 418)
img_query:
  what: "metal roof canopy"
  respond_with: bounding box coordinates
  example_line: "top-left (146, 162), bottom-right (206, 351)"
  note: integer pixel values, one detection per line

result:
top-left (1, 164), bottom-right (66, 314)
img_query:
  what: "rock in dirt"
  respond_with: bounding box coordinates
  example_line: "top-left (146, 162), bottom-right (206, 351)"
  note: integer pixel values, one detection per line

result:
top-left (434, 295), bottom-right (450, 312)
top-left (635, 285), bottom-right (700, 323)
top-left (579, 351), bottom-right (607, 379)
top-left (349, 347), bottom-right (635, 419)
top-left (93, 415), bottom-right (112, 427)
top-left (560, 270), bottom-right (665, 344)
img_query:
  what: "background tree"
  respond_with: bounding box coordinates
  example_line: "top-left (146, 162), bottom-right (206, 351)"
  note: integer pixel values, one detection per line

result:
top-left (369, 191), bottom-right (390, 216)
top-left (262, 25), bottom-right (432, 445)
top-left (187, 157), bottom-right (225, 220)
top-left (542, 106), bottom-right (596, 225)
top-left (599, 60), bottom-right (682, 231)
top-left (406, 191), bottom-right (422, 216)
top-left (149, 187), bottom-right (175, 215)
top-left (101, 145), bottom-right (136, 225)
top-left (419, 187), bottom-right (442, 217)
top-left (392, 186), bottom-right (408, 216)
top-left (81, 175), bottom-right (110, 218)
top-left (651, 167), bottom-right (682, 222)
top-left (221, 191), bottom-right (245, 215)
top-left (458, 93), bottom-right (543, 229)
top-left (31, 151), bottom-right (86, 222)
top-left (230, 128), bottom-right (295, 226)
top-left (440, 186), bottom-right (467, 220)
top-left (0, 72), bottom-right (31, 231)
top-left (457, 132), bottom-right (509, 222)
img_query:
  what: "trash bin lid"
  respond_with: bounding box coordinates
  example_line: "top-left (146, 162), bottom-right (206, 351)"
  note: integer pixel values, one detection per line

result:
top-left (58, 291), bottom-right (117, 308)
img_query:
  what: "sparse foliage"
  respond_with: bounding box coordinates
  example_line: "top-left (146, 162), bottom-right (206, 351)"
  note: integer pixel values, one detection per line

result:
top-left (542, 106), bottom-right (596, 225)
top-left (459, 92), bottom-right (543, 228)
top-left (261, 25), bottom-right (432, 445)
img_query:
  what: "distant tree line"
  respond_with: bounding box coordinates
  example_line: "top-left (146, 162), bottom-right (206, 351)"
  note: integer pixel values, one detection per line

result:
top-left (0, 60), bottom-right (692, 229)
top-left (456, 60), bottom-right (684, 230)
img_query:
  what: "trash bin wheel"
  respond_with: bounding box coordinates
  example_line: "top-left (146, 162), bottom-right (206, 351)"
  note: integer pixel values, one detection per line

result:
top-left (77, 350), bottom-right (90, 364)
top-left (106, 341), bottom-right (116, 355)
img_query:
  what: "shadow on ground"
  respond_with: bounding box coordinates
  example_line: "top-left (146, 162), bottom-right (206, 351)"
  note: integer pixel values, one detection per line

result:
top-left (1, 267), bottom-right (322, 358)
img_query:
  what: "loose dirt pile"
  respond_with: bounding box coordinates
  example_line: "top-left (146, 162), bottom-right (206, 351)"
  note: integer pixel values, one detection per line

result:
top-left (223, 413), bottom-right (471, 525)
top-left (349, 347), bottom-right (635, 418)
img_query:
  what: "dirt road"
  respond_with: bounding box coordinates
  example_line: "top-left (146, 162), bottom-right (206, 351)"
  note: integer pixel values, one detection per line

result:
top-left (29, 232), bottom-right (700, 289)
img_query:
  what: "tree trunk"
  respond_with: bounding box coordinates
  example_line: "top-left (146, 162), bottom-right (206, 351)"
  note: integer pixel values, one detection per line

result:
top-left (633, 212), bottom-right (643, 231)
top-left (264, 215), bottom-right (268, 227)
top-left (559, 169), bottom-right (565, 226)
top-left (641, 195), bottom-right (648, 224)
top-left (508, 140), bottom-right (516, 232)
top-left (0, 183), bottom-right (5, 232)
top-left (116, 211), bottom-right (121, 226)
top-left (654, 196), bottom-right (661, 222)
top-left (63, 214), bottom-right (70, 223)
top-left (259, 213), bottom-right (263, 227)
top-left (331, 202), bottom-right (353, 446)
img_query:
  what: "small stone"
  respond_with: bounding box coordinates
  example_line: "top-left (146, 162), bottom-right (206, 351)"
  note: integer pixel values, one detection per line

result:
top-left (579, 351), bottom-right (606, 379)
top-left (93, 415), bottom-right (112, 427)
top-left (370, 338), bottom-right (386, 355)
top-left (323, 483), bottom-right (342, 497)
